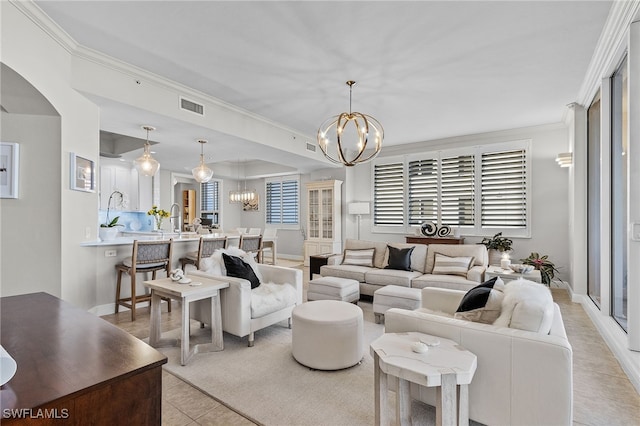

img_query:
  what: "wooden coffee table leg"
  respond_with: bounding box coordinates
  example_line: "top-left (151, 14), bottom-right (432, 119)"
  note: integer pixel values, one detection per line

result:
top-left (436, 373), bottom-right (457, 426)
top-left (397, 377), bottom-right (411, 425)
top-left (374, 352), bottom-right (388, 426)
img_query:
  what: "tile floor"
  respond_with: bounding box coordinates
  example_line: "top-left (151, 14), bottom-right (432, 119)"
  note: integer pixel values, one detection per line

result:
top-left (101, 265), bottom-right (640, 426)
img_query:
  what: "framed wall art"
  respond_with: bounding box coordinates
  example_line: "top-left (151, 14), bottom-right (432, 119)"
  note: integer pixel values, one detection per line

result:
top-left (70, 152), bottom-right (95, 192)
top-left (0, 142), bottom-right (19, 199)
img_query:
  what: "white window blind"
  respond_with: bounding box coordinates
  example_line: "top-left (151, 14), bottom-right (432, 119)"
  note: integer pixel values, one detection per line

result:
top-left (408, 158), bottom-right (438, 225)
top-left (372, 141), bottom-right (529, 236)
top-left (200, 180), bottom-right (220, 224)
top-left (374, 162), bottom-right (404, 226)
top-left (266, 177), bottom-right (299, 225)
top-left (480, 149), bottom-right (527, 228)
top-left (441, 155), bottom-right (475, 226)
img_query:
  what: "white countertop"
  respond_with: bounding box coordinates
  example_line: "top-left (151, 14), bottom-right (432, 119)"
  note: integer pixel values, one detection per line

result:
top-left (80, 232), bottom-right (245, 247)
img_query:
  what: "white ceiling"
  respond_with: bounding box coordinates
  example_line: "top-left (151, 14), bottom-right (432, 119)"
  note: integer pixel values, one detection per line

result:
top-left (32, 0), bottom-right (612, 175)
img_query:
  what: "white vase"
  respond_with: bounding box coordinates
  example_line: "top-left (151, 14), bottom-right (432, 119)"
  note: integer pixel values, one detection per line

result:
top-left (99, 227), bottom-right (119, 241)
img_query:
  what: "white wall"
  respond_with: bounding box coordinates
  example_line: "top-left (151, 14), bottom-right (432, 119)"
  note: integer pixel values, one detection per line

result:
top-left (347, 124), bottom-right (572, 283)
top-left (1, 2), bottom-right (101, 309)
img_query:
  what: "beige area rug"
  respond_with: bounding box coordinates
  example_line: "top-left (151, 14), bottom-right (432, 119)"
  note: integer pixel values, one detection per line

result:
top-left (158, 302), bottom-right (441, 425)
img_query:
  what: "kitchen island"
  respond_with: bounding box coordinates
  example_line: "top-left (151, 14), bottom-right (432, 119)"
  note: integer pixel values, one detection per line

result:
top-left (80, 232), bottom-right (248, 315)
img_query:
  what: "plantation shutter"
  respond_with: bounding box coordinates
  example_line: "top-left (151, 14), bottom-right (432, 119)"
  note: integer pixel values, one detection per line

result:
top-left (374, 162), bottom-right (404, 226)
top-left (266, 178), bottom-right (299, 225)
top-left (281, 179), bottom-right (299, 224)
top-left (200, 180), bottom-right (219, 212)
top-left (481, 149), bottom-right (527, 227)
top-left (441, 155), bottom-right (475, 226)
top-left (408, 158), bottom-right (438, 225)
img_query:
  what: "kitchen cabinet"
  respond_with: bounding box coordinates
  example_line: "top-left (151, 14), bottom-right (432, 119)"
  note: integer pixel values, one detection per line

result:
top-left (100, 162), bottom-right (139, 211)
top-left (182, 189), bottom-right (196, 230)
top-left (303, 180), bottom-right (342, 266)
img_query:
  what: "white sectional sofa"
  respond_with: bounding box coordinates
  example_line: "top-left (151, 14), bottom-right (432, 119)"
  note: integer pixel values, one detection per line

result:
top-left (385, 286), bottom-right (573, 426)
top-left (319, 239), bottom-right (489, 296)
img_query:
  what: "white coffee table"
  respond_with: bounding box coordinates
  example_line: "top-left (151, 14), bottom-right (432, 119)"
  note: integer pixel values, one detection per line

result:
top-left (485, 265), bottom-right (542, 283)
top-left (370, 332), bottom-right (477, 426)
top-left (144, 275), bottom-right (229, 366)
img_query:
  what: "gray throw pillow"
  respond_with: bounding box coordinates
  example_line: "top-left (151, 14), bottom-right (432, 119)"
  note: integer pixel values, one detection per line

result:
top-left (385, 245), bottom-right (414, 271)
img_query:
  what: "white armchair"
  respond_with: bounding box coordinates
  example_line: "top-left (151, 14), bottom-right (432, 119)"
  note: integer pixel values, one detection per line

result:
top-left (384, 287), bottom-right (573, 426)
top-left (189, 264), bottom-right (303, 346)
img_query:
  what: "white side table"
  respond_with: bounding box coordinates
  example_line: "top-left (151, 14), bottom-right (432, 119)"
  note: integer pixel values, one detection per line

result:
top-left (485, 265), bottom-right (542, 283)
top-left (370, 332), bottom-right (477, 426)
top-left (144, 275), bottom-right (229, 366)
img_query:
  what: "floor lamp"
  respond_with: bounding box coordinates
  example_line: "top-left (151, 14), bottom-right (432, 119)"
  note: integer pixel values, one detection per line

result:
top-left (348, 202), bottom-right (370, 240)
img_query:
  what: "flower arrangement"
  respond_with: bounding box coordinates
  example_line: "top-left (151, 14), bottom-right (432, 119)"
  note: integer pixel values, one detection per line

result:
top-left (147, 205), bottom-right (170, 230)
top-left (520, 252), bottom-right (560, 286)
top-left (101, 191), bottom-right (125, 228)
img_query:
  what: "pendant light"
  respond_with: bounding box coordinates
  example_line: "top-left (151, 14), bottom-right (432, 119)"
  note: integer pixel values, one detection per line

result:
top-left (134, 125), bottom-right (160, 176)
top-left (192, 139), bottom-right (214, 183)
top-left (317, 81), bottom-right (384, 167)
top-left (229, 160), bottom-right (257, 203)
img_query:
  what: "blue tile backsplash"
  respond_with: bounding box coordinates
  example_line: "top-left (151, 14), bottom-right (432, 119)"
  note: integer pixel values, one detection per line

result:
top-left (98, 211), bottom-right (154, 232)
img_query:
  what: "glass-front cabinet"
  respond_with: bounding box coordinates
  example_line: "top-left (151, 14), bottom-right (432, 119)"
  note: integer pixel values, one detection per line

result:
top-left (304, 180), bottom-right (342, 265)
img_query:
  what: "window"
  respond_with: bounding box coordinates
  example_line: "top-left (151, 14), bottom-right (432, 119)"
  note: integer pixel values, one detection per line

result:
top-left (374, 161), bottom-right (404, 227)
top-left (200, 179), bottom-right (220, 225)
top-left (480, 149), bottom-right (527, 228)
top-left (372, 141), bottom-right (530, 236)
top-left (265, 176), bottom-right (299, 227)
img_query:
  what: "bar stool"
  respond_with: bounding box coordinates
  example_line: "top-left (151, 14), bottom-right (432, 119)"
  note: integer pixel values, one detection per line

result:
top-left (239, 234), bottom-right (263, 263)
top-left (115, 239), bottom-right (173, 321)
top-left (179, 236), bottom-right (227, 270)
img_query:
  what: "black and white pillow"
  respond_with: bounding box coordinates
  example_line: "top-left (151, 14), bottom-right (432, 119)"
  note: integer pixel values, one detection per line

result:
top-left (454, 277), bottom-right (505, 324)
top-left (385, 245), bottom-right (414, 271)
top-left (431, 253), bottom-right (474, 277)
top-left (222, 253), bottom-right (261, 289)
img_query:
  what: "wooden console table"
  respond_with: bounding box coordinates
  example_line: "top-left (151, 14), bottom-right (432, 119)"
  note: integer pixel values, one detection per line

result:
top-left (405, 236), bottom-right (465, 245)
top-left (0, 292), bottom-right (167, 425)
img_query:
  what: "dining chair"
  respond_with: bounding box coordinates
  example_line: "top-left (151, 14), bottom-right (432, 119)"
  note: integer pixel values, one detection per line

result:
top-left (261, 228), bottom-right (278, 264)
top-left (180, 236), bottom-right (228, 270)
top-left (239, 234), bottom-right (263, 263)
top-left (115, 239), bottom-right (173, 321)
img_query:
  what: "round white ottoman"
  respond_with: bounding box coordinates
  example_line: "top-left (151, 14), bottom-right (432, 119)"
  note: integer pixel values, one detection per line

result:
top-left (292, 300), bottom-right (364, 370)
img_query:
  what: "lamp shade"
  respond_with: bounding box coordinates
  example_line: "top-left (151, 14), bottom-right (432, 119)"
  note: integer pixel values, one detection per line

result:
top-left (348, 202), bottom-right (370, 215)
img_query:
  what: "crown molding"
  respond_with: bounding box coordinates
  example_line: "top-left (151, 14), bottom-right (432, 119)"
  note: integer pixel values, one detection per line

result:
top-left (577, 0), bottom-right (640, 107)
top-left (10, 0), bottom-right (318, 147)
top-left (9, 0), bottom-right (78, 53)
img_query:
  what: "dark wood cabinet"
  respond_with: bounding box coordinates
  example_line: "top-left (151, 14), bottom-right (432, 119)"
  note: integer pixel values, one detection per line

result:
top-left (405, 236), bottom-right (465, 245)
top-left (309, 253), bottom-right (336, 280)
top-left (0, 293), bottom-right (167, 425)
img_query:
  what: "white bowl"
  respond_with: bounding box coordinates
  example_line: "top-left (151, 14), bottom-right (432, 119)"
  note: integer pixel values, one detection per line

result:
top-left (509, 264), bottom-right (535, 274)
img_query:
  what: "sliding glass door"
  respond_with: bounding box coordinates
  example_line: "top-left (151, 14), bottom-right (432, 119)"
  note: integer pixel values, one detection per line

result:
top-left (611, 56), bottom-right (628, 331)
top-left (587, 90), bottom-right (601, 308)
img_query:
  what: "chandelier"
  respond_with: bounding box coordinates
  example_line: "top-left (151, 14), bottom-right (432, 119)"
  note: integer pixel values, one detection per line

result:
top-left (317, 81), bottom-right (384, 167)
top-left (229, 160), bottom-right (257, 203)
top-left (134, 125), bottom-right (160, 176)
top-left (192, 139), bottom-right (214, 183)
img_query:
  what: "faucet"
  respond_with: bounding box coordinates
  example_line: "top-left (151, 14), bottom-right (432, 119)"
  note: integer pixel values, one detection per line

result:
top-left (169, 203), bottom-right (181, 234)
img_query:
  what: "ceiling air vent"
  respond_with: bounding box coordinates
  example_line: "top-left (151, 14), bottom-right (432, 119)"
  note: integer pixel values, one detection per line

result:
top-left (180, 97), bottom-right (204, 116)
top-left (306, 142), bottom-right (316, 152)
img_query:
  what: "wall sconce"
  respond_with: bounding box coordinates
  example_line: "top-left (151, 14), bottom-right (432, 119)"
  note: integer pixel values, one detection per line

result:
top-left (555, 152), bottom-right (572, 168)
top-left (348, 202), bottom-right (370, 239)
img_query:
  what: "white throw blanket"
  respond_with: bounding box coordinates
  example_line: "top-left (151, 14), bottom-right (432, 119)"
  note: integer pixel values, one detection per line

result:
top-left (251, 282), bottom-right (296, 319)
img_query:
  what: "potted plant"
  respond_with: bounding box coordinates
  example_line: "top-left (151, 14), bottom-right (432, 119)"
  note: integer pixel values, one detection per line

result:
top-left (521, 252), bottom-right (560, 286)
top-left (99, 216), bottom-right (122, 241)
top-left (480, 232), bottom-right (513, 265)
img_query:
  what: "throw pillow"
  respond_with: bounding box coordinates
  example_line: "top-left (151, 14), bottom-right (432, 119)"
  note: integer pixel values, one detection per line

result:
top-left (222, 253), bottom-right (261, 289)
top-left (454, 277), bottom-right (505, 324)
top-left (385, 245), bottom-right (414, 271)
top-left (342, 248), bottom-right (375, 267)
top-left (431, 253), bottom-right (474, 277)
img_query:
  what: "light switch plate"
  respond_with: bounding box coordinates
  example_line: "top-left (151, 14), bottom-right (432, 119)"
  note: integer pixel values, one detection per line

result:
top-left (105, 249), bottom-right (117, 257)
top-left (632, 223), bottom-right (640, 241)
